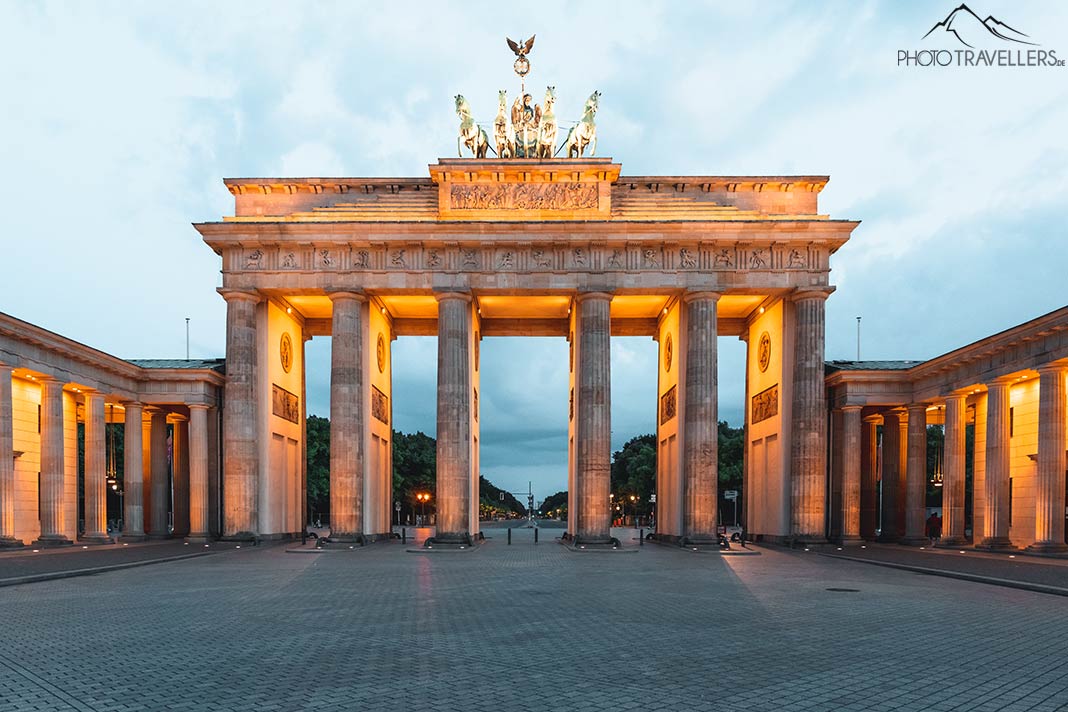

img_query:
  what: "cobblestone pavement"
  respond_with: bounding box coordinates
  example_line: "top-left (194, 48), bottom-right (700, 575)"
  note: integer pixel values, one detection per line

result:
top-left (2, 530), bottom-right (1067, 711)
top-left (822, 543), bottom-right (1068, 592)
top-left (0, 541), bottom-right (213, 583)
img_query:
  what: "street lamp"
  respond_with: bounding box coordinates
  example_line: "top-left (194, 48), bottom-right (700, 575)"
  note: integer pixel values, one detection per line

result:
top-left (629, 494), bottom-right (637, 527)
top-left (416, 492), bottom-right (431, 525)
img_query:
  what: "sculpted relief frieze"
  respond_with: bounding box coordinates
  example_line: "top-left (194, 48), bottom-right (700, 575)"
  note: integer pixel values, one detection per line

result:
top-left (449, 182), bottom-right (599, 211)
top-left (233, 243), bottom-right (820, 274)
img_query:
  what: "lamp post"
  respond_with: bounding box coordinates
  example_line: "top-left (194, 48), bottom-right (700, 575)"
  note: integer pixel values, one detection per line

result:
top-left (629, 494), bottom-right (638, 527)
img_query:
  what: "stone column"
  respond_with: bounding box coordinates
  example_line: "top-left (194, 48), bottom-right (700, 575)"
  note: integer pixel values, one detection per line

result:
top-left (902, 404), bottom-right (928, 545)
top-left (121, 401), bottom-right (146, 541)
top-left (841, 405), bottom-right (863, 544)
top-left (186, 404), bottom-right (211, 543)
top-left (221, 289), bottom-right (259, 539)
top-left (171, 416), bottom-right (189, 537)
top-left (0, 365), bottom-right (23, 547)
top-left (435, 292), bottom-right (474, 544)
top-left (1028, 364), bottom-right (1068, 552)
top-left (81, 392), bottom-right (112, 544)
top-left (682, 292), bottom-right (720, 543)
top-left (34, 378), bottom-right (71, 546)
top-left (941, 393), bottom-right (968, 546)
top-left (860, 415), bottom-right (879, 540)
top-left (147, 410), bottom-right (170, 538)
top-left (980, 377), bottom-right (1015, 549)
top-left (575, 292), bottom-right (613, 546)
top-left (329, 291), bottom-right (366, 542)
top-left (878, 410), bottom-right (902, 542)
top-left (790, 289), bottom-right (830, 542)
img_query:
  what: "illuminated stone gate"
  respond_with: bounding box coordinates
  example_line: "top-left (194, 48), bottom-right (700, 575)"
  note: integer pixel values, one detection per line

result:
top-left (196, 158), bottom-right (858, 546)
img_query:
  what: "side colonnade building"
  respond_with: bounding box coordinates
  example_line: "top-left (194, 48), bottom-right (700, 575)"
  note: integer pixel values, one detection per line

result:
top-left (0, 313), bottom-right (224, 547)
top-left (826, 307), bottom-right (1068, 553)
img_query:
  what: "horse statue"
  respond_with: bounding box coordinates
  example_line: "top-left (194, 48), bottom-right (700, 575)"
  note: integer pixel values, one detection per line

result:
top-left (493, 90), bottom-right (514, 159)
top-left (455, 94), bottom-right (490, 159)
top-left (558, 90), bottom-right (601, 158)
top-left (535, 86), bottom-right (558, 159)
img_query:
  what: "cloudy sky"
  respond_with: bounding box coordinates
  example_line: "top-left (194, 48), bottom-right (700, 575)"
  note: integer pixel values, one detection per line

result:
top-left (3, 1), bottom-right (1066, 499)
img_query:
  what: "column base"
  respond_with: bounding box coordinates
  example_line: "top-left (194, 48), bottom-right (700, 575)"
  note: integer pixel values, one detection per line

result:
top-left (936, 537), bottom-right (968, 548)
top-left (1024, 541), bottom-right (1068, 554)
top-left (220, 531), bottom-right (260, 543)
top-left (0, 536), bottom-right (26, 549)
top-left (78, 534), bottom-right (114, 545)
top-left (329, 532), bottom-right (369, 545)
top-left (146, 533), bottom-right (172, 540)
top-left (423, 534), bottom-right (477, 550)
top-left (899, 536), bottom-right (930, 547)
top-left (120, 533), bottom-right (147, 543)
top-left (569, 534), bottom-right (621, 550)
top-left (839, 535), bottom-right (866, 546)
top-left (32, 534), bottom-right (73, 548)
top-left (184, 533), bottom-right (211, 545)
top-left (976, 537), bottom-right (1017, 551)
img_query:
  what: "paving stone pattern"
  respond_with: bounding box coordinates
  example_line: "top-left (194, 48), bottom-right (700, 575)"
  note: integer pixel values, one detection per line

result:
top-left (1, 528), bottom-right (1067, 711)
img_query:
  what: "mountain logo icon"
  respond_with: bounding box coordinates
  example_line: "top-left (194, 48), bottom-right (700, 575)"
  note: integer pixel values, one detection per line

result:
top-left (922, 4), bottom-right (1038, 48)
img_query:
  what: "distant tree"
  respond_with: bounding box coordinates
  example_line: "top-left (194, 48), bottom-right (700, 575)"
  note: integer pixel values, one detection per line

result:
top-left (478, 476), bottom-right (525, 516)
top-left (926, 424), bottom-right (944, 507)
top-left (539, 490), bottom-right (568, 516)
top-left (717, 421), bottom-right (744, 490)
top-left (392, 430), bottom-right (436, 521)
top-left (306, 415), bottom-right (330, 521)
top-left (610, 434), bottom-right (656, 516)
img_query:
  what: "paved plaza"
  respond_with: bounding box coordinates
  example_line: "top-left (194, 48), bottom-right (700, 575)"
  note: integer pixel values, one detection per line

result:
top-left (1, 527), bottom-right (1067, 711)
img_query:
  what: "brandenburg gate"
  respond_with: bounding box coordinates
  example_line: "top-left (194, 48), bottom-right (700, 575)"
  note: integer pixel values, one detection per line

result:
top-left (196, 157), bottom-right (859, 547)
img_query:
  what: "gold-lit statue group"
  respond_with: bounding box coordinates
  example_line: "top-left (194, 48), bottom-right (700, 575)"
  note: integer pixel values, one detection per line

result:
top-left (455, 35), bottom-right (600, 160)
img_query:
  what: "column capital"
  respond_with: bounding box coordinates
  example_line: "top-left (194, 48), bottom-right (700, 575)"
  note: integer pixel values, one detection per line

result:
top-left (1036, 361), bottom-right (1068, 375)
top-left (840, 404), bottom-right (864, 413)
top-left (906, 403), bottom-right (928, 415)
top-left (988, 374), bottom-right (1017, 387)
top-left (187, 403), bottom-right (211, 411)
top-left (863, 413), bottom-right (883, 424)
top-left (326, 290), bottom-right (366, 303)
top-left (682, 290), bottom-right (722, 304)
top-left (434, 291), bottom-right (472, 304)
top-left (83, 390), bottom-right (107, 403)
top-left (121, 399), bottom-right (143, 409)
top-left (218, 288), bottom-right (261, 304)
top-left (790, 287), bottom-right (835, 303)
top-left (575, 291), bottom-right (613, 303)
top-left (0, 363), bottom-right (13, 374)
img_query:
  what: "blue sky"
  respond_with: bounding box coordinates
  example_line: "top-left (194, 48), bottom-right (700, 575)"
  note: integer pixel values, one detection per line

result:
top-left (3, 1), bottom-right (1066, 498)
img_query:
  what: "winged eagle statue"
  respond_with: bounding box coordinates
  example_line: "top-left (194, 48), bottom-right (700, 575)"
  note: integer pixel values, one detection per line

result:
top-left (506, 35), bottom-right (535, 77)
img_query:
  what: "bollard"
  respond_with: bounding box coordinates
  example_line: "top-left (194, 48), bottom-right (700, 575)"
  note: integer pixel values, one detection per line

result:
top-left (534, 528), bottom-right (539, 544)
top-left (640, 528), bottom-right (644, 546)
top-left (402, 528), bottom-right (406, 545)
top-left (507, 528), bottom-right (512, 545)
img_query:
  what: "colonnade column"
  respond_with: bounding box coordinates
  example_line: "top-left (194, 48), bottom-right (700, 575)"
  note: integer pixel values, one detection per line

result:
top-left (682, 291), bottom-right (720, 543)
top-left (574, 292), bottom-right (613, 546)
top-left (220, 289), bottom-right (259, 539)
top-left (980, 377), bottom-right (1015, 550)
top-left (1029, 364), bottom-right (1068, 552)
top-left (902, 404), bottom-right (928, 545)
top-left (841, 405), bottom-right (863, 544)
top-left (148, 410), bottom-right (169, 538)
top-left (860, 415), bottom-right (879, 540)
top-left (878, 410), bottom-right (902, 542)
top-left (0, 365), bottom-right (23, 548)
top-left (434, 293), bottom-right (475, 544)
top-left (34, 378), bottom-right (71, 546)
top-left (790, 289), bottom-right (830, 542)
top-left (941, 393), bottom-right (968, 546)
top-left (328, 291), bottom-right (366, 542)
top-left (121, 401), bottom-right (146, 541)
top-left (187, 404), bottom-right (211, 543)
top-left (81, 392), bottom-right (112, 544)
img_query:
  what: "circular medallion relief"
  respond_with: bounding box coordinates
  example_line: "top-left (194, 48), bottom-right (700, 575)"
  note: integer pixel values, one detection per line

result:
top-left (376, 333), bottom-right (386, 373)
top-left (758, 331), bottom-right (772, 373)
top-left (664, 333), bottom-right (673, 372)
top-left (279, 332), bottom-right (293, 374)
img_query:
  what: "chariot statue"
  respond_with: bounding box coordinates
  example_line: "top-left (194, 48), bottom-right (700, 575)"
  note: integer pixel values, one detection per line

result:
top-left (454, 36), bottom-right (602, 160)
